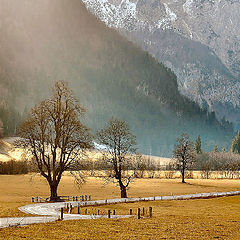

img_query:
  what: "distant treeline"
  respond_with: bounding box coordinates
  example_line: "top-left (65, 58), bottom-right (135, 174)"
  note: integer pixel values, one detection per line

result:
top-left (0, 160), bottom-right (28, 174)
top-left (75, 152), bottom-right (240, 178)
top-left (1, 152), bottom-right (240, 178)
top-left (196, 152), bottom-right (240, 178)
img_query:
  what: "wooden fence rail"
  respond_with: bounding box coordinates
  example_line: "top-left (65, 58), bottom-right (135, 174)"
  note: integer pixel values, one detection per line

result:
top-left (31, 195), bottom-right (91, 203)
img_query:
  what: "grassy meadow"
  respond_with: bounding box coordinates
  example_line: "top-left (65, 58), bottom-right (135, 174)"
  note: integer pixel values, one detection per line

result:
top-left (0, 174), bottom-right (240, 239)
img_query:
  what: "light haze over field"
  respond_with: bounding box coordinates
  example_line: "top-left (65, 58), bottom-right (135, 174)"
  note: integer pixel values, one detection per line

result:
top-left (0, 0), bottom-right (235, 156)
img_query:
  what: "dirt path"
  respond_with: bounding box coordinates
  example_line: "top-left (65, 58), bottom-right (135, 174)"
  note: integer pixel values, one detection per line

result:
top-left (1, 190), bottom-right (240, 228)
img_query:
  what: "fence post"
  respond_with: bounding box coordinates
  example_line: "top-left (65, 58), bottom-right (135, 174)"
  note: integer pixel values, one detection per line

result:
top-left (130, 209), bottom-right (132, 215)
top-left (78, 204), bottom-right (80, 214)
top-left (149, 207), bottom-right (152, 218)
top-left (69, 204), bottom-right (72, 214)
top-left (98, 209), bottom-right (100, 215)
top-left (60, 208), bottom-right (64, 220)
top-left (32, 197), bottom-right (34, 203)
top-left (82, 195), bottom-right (84, 201)
top-left (113, 210), bottom-right (116, 215)
top-left (138, 208), bottom-right (141, 219)
top-left (108, 210), bottom-right (111, 218)
top-left (85, 195), bottom-right (88, 201)
top-left (142, 207), bottom-right (145, 216)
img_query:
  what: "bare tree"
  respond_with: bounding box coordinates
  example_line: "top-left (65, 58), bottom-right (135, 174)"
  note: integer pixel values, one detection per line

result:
top-left (96, 118), bottom-right (137, 198)
top-left (134, 154), bottom-right (147, 178)
top-left (16, 81), bottom-right (92, 201)
top-left (173, 133), bottom-right (196, 183)
top-left (201, 160), bottom-right (213, 179)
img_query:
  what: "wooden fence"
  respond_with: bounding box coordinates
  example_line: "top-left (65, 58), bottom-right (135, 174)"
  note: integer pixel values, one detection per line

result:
top-left (31, 195), bottom-right (91, 203)
top-left (60, 205), bottom-right (153, 220)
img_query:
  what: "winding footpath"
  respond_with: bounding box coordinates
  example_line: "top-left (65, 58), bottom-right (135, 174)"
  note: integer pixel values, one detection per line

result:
top-left (1, 190), bottom-right (240, 228)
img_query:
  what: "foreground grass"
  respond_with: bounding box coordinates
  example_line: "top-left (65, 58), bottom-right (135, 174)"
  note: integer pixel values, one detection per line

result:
top-left (0, 174), bottom-right (240, 218)
top-left (1, 196), bottom-right (240, 239)
top-left (0, 175), bottom-right (240, 239)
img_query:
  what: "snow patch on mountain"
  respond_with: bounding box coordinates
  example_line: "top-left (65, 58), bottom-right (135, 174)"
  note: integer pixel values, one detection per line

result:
top-left (163, 3), bottom-right (177, 22)
top-left (183, 0), bottom-right (193, 15)
top-left (82, 0), bottom-right (240, 126)
top-left (82, 0), bottom-right (139, 29)
top-left (83, 0), bottom-right (179, 31)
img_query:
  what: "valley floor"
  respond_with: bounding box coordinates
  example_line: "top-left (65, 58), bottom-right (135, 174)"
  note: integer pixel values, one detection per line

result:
top-left (0, 175), bottom-right (240, 239)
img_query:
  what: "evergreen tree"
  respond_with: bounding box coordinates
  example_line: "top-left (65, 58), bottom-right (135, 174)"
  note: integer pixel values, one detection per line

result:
top-left (214, 145), bottom-right (219, 152)
top-left (195, 135), bottom-right (202, 154)
top-left (231, 131), bottom-right (240, 154)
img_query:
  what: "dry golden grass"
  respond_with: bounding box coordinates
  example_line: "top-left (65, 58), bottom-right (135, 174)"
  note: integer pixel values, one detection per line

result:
top-left (0, 174), bottom-right (240, 217)
top-left (1, 196), bottom-right (240, 239)
top-left (0, 175), bottom-right (240, 239)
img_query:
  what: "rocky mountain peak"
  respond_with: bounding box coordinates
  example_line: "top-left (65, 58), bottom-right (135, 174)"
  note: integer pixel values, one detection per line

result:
top-left (83, 0), bottom-right (240, 129)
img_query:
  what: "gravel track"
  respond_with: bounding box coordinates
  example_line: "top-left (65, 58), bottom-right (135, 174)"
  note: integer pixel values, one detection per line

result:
top-left (1, 190), bottom-right (240, 228)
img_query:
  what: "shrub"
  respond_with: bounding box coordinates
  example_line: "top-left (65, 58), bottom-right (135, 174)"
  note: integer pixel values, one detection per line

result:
top-left (0, 160), bottom-right (29, 174)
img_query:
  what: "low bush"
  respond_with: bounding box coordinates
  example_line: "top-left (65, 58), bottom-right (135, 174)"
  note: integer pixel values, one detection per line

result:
top-left (0, 160), bottom-right (29, 174)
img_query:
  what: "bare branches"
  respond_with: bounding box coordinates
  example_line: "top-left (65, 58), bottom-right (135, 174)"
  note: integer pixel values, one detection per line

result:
top-left (96, 118), bottom-right (137, 198)
top-left (173, 133), bottom-right (196, 183)
top-left (16, 81), bottom-right (92, 201)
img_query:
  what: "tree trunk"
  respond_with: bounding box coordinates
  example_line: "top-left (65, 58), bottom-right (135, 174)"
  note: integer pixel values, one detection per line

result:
top-left (182, 168), bottom-right (186, 183)
top-left (121, 185), bottom-right (127, 198)
top-left (50, 183), bottom-right (59, 201)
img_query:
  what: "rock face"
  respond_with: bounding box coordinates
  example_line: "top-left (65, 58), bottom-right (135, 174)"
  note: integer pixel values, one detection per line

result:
top-left (0, 0), bottom-right (234, 156)
top-left (82, 0), bottom-right (240, 128)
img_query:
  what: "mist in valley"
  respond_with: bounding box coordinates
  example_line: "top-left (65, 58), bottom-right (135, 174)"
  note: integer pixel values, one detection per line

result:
top-left (0, 0), bottom-right (234, 156)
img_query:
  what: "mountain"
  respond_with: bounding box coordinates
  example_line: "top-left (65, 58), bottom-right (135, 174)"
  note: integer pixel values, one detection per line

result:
top-left (0, 0), bottom-right (233, 156)
top-left (82, 0), bottom-right (240, 129)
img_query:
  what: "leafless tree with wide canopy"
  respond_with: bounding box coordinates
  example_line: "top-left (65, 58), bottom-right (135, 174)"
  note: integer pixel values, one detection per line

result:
top-left (173, 133), bottom-right (196, 183)
top-left (16, 81), bottom-right (92, 201)
top-left (96, 118), bottom-right (137, 198)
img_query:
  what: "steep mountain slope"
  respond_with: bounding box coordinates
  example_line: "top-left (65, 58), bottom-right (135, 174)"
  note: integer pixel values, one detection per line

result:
top-left (0, 0), bottom-right (233, 156)
top-left (82, 0), bottom-right (240, 129)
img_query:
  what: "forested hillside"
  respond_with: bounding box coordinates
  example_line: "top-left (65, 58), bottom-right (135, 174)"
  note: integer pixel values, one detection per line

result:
top-left (82, 0), bottom-right (240, 129)
top-left (0, 0), bottom-right (233, 156)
